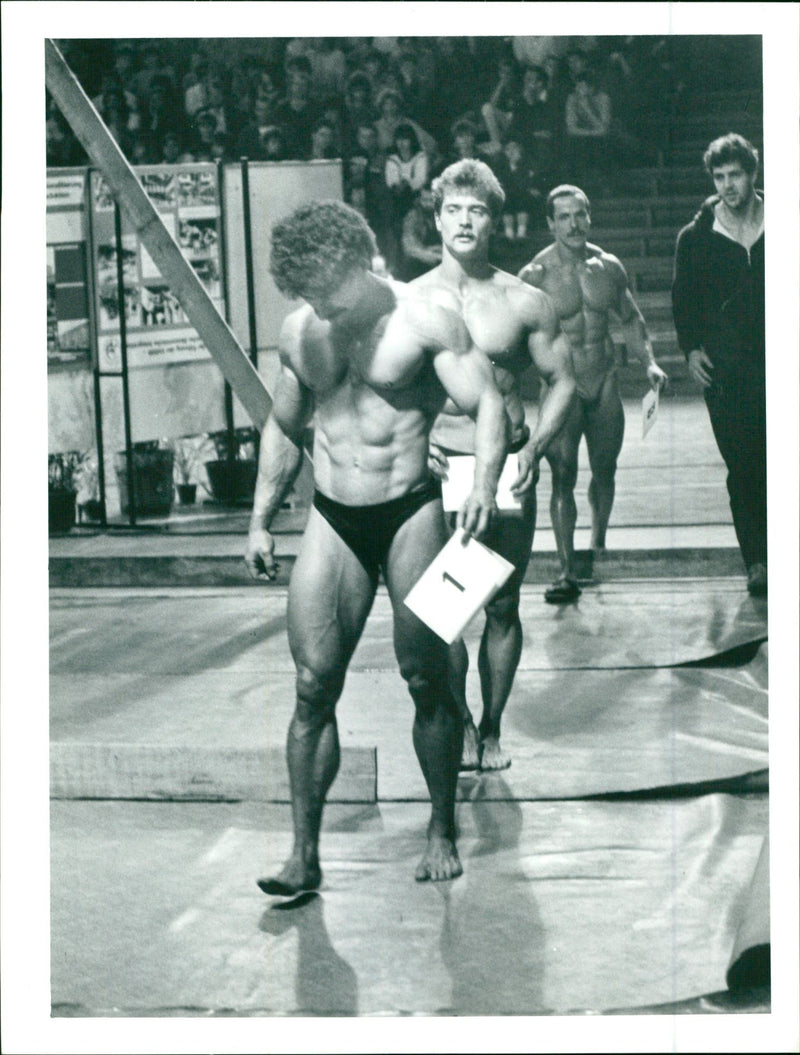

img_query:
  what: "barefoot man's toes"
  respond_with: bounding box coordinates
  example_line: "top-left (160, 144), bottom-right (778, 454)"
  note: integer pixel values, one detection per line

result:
top-left (460, 722), bottom-right (481, 771)
top-left (414, 835), bottom-right (463, 882)
top-left (480, 736), bottom-right (511, 771)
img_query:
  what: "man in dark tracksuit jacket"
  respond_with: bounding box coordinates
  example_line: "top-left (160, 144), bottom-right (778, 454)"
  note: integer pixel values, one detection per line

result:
top-left (672, 133), bottom-right (766, 596)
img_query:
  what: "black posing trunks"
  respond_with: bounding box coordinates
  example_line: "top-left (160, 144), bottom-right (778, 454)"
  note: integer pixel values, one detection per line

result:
top-left (313, 476), bottom-right (442, 588)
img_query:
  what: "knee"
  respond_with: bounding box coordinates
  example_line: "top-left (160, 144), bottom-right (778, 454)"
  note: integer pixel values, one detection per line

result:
top-left (590, 462), bottom-right (617, 487)
top-left (401, 660), bottom-right (448, 719)
top-left (295, 663), bottom-right (342, 717)
top-left (485, 591), bottom-right (520, 629)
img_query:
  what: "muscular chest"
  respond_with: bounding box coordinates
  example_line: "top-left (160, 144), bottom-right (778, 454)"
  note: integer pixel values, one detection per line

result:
top-left (543, 260), bottom-right (615, 320)
top-left (300, 314), bottom-right (428, 398)
top-left (461, 289), bottom-right (528, 368)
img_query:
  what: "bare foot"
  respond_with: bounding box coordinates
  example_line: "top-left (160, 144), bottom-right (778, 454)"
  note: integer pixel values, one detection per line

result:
top-left (460, 721), bottom-right (480, 770)
top-left (480, 735), bottom-right (511, 771)
top-left (257, 854), bottom-right (321, 897)
top-left (414, 834), bottom-right (463, 882)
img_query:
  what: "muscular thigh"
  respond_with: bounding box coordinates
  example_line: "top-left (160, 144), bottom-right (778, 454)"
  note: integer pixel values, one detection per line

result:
top-left (287, 506), bottom-right (376, 677)
top-left (382, 497), bottom-right (452, 674)
top-left (584, 371), bottom-right (625, 474)
top-left (483, 497), bottom-right (537, 599)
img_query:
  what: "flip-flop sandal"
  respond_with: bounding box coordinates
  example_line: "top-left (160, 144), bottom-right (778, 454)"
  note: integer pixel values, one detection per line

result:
top-left (544, 578), bottom-right (582, 604)
top-left (257, 876), bottom-right (320, 898)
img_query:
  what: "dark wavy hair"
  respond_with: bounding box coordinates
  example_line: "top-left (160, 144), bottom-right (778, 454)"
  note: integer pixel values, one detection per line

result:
top-left (431, 159), bottom-right (505, 219)
top-left (703, 132), bottom-right (759, 176)
top-left (269, 200), bottom-right (377, 300)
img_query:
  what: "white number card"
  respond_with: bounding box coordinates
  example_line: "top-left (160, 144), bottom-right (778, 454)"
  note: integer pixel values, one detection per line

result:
top-left (404, 528), bottom-right (515, 644)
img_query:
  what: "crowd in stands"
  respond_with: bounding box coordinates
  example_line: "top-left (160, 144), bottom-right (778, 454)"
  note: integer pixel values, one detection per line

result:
top-left (48, 35), bottom-right (760, 277)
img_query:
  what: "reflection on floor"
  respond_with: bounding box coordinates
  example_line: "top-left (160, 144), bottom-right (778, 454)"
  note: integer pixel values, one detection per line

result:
top-left (50, 580), bottom-right (769, 1016)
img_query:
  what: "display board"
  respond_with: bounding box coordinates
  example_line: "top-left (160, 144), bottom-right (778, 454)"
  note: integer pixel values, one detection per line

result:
top-left (223, 159), bottom-right (343, 359)
top-left (46, 169), bottom-right (92, 369)
top-left (89, 164), bottom-right (226, 372)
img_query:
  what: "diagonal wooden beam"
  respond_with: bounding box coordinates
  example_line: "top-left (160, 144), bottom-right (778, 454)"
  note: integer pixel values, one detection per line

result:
top-left (45, 38), bottom-right (271, 430)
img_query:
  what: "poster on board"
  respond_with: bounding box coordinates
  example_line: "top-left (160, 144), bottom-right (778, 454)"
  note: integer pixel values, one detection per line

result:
top-left (90, 163), bottom-right (225, 370)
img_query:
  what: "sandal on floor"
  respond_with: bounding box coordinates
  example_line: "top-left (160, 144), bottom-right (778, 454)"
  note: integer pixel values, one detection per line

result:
top-left (544, 577), bottom-right (582, 604)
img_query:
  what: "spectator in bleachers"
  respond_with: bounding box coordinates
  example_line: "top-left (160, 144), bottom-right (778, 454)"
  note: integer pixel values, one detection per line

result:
top-left (507, 65), bottom-right (559, 179)
top-left (256, 65), bottom-right (282, 114)
top-left (187, 72), bottom-right (231, 136)
top-left (395, 47), bottom-right (435, 127)
top-left (160, 130), bottom-right (195, 165)
top-left (128, 131), bottom-right (152, 166)
top-left (46, 109), bottom-right (85, 167)
top-left (345, 121), bottom-right (388, 231)
top-left (511, 35), bottom-right (567, 79)
top-left (95, 83), bottom-right (138, 155)
top-left (92, 71), bottom-right (139, 129)
top-left (342, 73), bottom-right (376, 152)
top-left (431, 38), bottom-right (481, 141)
top-left (342, 37), bottom-right (376, 74)
top-left (181, 48), bottom-right (209, 95)
top-left (385, 122), bottom-right (429, 259)
top-left (564, 71), bottom-right (612, 187)
top-left (492, 138), bottom-right (544, 241)
top-left (190, 107), bottom-right (225, 161)
top-left (318, 98), bottom-right (346, 157)
top-left (361, 48), bottom-right (403, 103)
top-left (233, 88), bottom-right (277, 160)
top-left (437, 118), bottom-right (485, 173)
top-left (397, 37), bottom-right (438, 88)
top-left (374, 87), bottom-right (436, 157)
top-left (130, 42), bottom-right (176, 101)
top-left (309, 116), bottom-right (339, 161)
top-left (139, 76), bottom-right (181, 160)
top-left (309, 38), bottom-right (348, 102)
top-left (184, 56), bottom-right (210, 117)
top-left (262, 126), bottom-right (288, 162)
top-left (109, 41), bottom-right (138, 97)
top-left (383, 122), bottom-right (429, 275)
top-left (385, 122), bottom-right (430, 199)
top-left (399, 186), bottom-right (442, 280)
top-left (270, 58), bottom-right (323, 160)
top-left (481, 53), bottom-right (521, 151)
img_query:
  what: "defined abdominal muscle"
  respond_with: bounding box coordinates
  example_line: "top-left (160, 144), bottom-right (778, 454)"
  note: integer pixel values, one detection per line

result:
top-left (314, 412), bottom-right (432, 505)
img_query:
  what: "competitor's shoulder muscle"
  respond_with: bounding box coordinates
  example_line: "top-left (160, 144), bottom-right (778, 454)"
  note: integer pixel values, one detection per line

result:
top-left (403, 290), bottom-right (469, 355)
top-left (518, 253), bottom-right (548, 287)
top-left (407, 270), bottom-right (461, 315)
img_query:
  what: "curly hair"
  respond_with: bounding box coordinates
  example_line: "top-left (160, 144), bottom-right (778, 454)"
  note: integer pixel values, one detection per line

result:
top-left (431, 159), bottom-right (506, 219)
top-left (269, 200), bottom-right (377, 300)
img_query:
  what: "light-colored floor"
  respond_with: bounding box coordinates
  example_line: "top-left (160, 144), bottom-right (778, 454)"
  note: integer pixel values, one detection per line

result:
top-left (49, 580), bottom-right (768, 1017)
top-left (46, 387), bottom-right (775, 1021)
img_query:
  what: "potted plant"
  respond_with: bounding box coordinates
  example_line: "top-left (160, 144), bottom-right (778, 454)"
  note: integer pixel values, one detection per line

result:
top-left (48, 451), bottom-right (82, 534)
top-left (114, 440), bottom-right (175, 517)
top-left (204, 425), bottom-right (260, 506)
top-left (74, 451), bottom-right (104, 522)
top-left (170, 434), bottom-right (216, 505)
